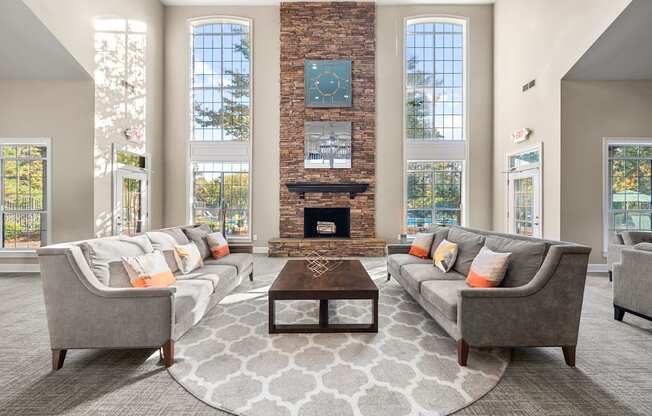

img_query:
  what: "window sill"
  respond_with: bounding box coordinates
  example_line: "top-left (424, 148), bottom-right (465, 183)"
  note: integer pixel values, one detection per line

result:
top-left (0, 250), bottom-right (37, 258)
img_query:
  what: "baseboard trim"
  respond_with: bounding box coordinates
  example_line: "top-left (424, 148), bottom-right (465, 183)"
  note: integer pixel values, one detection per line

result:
top-left (253, 246), bottom-right (269, 254)
top-left (588, 263), bottom-right (608, 273)
top-left (0, 264), bottom-right (40, 273)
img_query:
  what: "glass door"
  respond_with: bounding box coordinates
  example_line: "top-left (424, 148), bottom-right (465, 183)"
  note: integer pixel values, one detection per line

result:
top-left (508, 170), bottom-right (541, 237)
top-left (114, 170), bottom-right (148, 236)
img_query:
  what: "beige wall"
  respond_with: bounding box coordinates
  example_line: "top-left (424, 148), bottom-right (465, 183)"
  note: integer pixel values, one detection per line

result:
top-left (493, 0), bottom-right (631, 239)
top-left (561, 80), bottom-right (652, 263)
top-left (0, 80), bottom-right (95, 243)
top-left (23, 0), bottom-right (166, 236)
top-left (376, 5), bottom-right (494, 242)
top-left (164, 6), bottom-right (280, 247)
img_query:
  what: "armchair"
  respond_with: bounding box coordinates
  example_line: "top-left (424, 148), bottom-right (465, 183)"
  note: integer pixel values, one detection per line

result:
top-left (613, 247), bottom-right (652, 322)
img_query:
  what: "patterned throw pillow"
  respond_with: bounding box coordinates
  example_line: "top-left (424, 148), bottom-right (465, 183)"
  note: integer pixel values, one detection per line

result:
top-left (466, 246), bottom-right (511, 288)
top-left (206, 232), bottom-right (230, 259)
top-left (175, 242), bottom-right (204, 274)
top-left (409, 232), bottom-right (435, 258)
top-left (433, 239), bottom-right (459, 273)
top-left (122, 251), bottom-right (176, 288)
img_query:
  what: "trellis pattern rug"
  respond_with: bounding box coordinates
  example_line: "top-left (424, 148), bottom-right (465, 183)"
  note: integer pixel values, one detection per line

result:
top-left (168, 263), bottom-right (509, 416)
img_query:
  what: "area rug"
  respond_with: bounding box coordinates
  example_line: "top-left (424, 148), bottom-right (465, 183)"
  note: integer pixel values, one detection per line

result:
top-left (168, 261), bottom-right (509, 416)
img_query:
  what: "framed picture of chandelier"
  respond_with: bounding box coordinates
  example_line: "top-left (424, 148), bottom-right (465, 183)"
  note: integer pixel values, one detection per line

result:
top-left (304, 121), bottom-right (352, 169)
top-left (304, 60), bottom-right (352, 107)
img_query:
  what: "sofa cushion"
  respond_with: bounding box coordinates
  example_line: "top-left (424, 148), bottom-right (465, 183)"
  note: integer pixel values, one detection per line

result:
top-left (183, 226), bottom-right (210, 259)
top-left (204, 253), bottom-right (252, 275)
top-left (401, 263), bottom-right (465, 294)
top-left (447, 228), bottom-right (485, 276)
top-left (171, 279), bottom-right (213, 325)
top-left (175, 264), bottom-right (238, 293)
top-left (485, 235), bottom-right (547, 287)
top-left (146, 231), bottom-right (181, 273)
top-left (420, 280), bottom-right (467, 322)
top-left (621, 231), bottom-right (652, 246)
top-left (387, 254), bottom-right (431, 274)
top-left (80, 235), bottom-right (153, 287)
top-left (429, 227), bottom-right (450, 258)
top-left (162, 227), bottom-right (190, 245)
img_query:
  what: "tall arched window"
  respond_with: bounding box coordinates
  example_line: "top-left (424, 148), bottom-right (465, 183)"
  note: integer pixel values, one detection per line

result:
top-left (404, 17), bottom-right (466, 234)
top-left (189, 18), bottom-right (251, 238)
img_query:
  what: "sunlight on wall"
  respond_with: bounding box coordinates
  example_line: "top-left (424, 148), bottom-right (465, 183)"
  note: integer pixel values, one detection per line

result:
top-left (93, 18), bottom-right (147, 237)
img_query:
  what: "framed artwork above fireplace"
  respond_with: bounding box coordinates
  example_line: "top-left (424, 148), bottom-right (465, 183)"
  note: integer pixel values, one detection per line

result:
top-left (304, 121), bottom-right (352, 169)
top-left (304, 60), bottom-right (352, 107)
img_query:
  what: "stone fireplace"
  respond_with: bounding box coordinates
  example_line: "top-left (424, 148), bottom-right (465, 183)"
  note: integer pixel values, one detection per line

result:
top-left (267, 2), bottom-right (384, 257)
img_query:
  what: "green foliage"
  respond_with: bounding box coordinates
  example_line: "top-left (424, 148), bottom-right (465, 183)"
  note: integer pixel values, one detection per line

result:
top-left (406, 56), bottom-right (443, 140)
top-left (193, 170), bottom-right (249, 236)
top-left (194, 38), bottom-right (250, 141)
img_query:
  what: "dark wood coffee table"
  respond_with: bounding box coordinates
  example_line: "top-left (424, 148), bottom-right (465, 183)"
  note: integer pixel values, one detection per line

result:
top-left (268, 260), bottom-right (379, 333)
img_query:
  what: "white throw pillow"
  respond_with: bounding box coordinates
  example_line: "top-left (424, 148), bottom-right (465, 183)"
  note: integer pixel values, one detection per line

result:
top-left (175, 242), bottom-right (204, 274)
top-left (466, 246), bottom-right (511, 288)
top-left (433, 239), bottom-right (459, 273)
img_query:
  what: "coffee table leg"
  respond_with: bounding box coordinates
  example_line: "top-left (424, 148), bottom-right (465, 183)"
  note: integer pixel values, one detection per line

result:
top-left (319, 299), bottom-right (328, 328)
top-left (268, 296), bottom-right (276, 333)
top-left (372, 296), bottom-right (379, 332)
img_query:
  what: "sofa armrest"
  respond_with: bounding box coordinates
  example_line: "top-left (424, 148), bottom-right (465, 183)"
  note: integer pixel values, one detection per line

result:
top-left (229, 243), bottom-right (254, 254)
top-left (607, 243), bottom-right (628, 271)
top-left (387, 244), bottom-right (411, 255)
top-left (458, 244), bottom-right (590, 347)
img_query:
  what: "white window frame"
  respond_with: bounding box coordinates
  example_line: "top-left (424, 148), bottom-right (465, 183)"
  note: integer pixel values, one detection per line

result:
top-left (402, 16), bottom-right (469, 232)
top-left (505, 142), bottom-right (543, 237)
top-left (0, 138), bottom-right (52, 252)
top-left (602, 137), bottom-right (652, 255)
top-left (112, 143), bottom-right (151, 235)
top-left (186, 16), bottom-right (253, 241)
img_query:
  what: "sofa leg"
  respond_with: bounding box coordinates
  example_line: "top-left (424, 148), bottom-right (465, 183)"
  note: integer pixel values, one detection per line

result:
top-left (608, 270), bottom-right (613, 282)
top-left (614, 305), bottom-right (625, 322)
top-left (387, 272), bottom-right (391, 281)
top-left (457, 340), bottom-right (469, 366)
top-left (561, 345), bottom-right (576, 367)
top-left (162, 340), bottom-right (174, 368)
top-left (249, 271), bottom-right (254, 282)
top-left (52, 349), bottom-right (67, 370)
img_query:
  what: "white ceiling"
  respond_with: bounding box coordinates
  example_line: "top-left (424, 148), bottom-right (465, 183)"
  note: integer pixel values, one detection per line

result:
top-left (565, 0), bottom-right (652, 81)
top-left (162, 0), bottom-right (494, 5)
top-left (0, 0), bottom-right (89, 80)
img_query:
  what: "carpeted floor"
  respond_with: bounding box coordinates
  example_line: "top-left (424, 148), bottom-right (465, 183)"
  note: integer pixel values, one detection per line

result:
top-left (169, 258), bottom-right (508, 416)
top-left (0, 255), bottom-right (651, 416)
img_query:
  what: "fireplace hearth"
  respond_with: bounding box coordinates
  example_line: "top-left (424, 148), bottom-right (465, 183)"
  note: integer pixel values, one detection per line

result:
top-left (304, 208), bottom-right (350, 238)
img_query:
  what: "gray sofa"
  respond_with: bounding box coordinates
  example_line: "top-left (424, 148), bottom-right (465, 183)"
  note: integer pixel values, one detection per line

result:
top-left (387, 226), bottom-right (591, 367)
top-left (36, 224), bottom-right (253, 370)
top-left (613, 243), bottom-right (652, 323)
top-left (607, 231), bottom-right (652, 281)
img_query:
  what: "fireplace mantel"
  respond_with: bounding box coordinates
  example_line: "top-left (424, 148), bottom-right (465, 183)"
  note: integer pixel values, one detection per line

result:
top-left (286, 182), bottom-right (369, 199)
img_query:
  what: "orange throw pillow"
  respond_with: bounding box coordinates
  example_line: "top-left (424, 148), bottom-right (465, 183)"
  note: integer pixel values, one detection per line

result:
top-left (122, 251), bottom-right (176, 288)
top-left (207, 232), bottom-right (230, 259)
top-left (466, 246), bottom-right (511, 288)
top-left (409, 232), bottom-right (435, 258)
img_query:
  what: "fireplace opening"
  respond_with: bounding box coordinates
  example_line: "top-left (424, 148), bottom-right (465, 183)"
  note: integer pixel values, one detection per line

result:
top-left (304, 208), bottom-right (350, 238)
